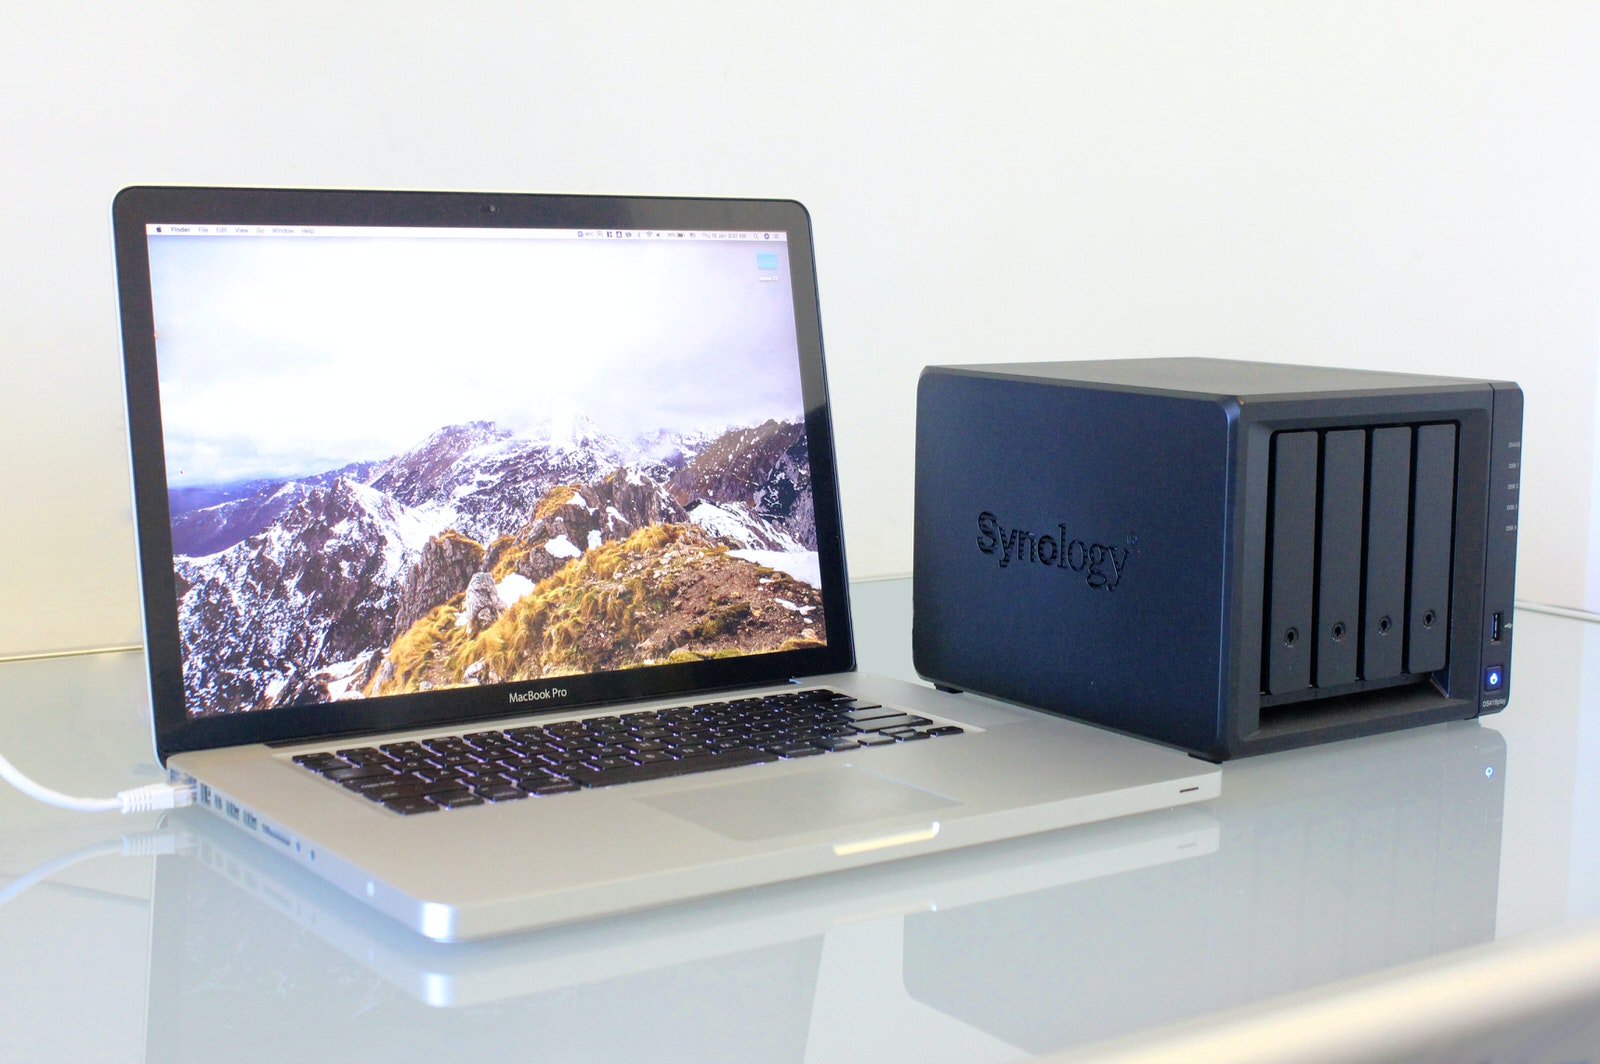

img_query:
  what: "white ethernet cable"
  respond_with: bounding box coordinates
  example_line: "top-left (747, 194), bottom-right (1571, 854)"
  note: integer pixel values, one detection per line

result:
top-left (0, 748), bottom-right (194, 814)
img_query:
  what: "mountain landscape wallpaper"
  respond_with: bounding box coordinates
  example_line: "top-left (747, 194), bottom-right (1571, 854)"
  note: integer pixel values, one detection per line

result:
top-left (168, 416), bottom-right (823, 714)
top-left (149, 230), bottom-right (820, 715)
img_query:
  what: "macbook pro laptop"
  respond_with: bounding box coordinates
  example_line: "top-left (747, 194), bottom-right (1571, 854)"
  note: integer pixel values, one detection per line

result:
top-left (111, 185), bottom-right (1219, 940)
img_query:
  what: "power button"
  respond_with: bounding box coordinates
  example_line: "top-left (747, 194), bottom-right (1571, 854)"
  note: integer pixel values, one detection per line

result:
top-left (1484, 665), bottom-right (1506, 690)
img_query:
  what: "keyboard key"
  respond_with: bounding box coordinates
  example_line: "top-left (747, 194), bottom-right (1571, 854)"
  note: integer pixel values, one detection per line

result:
top-left (428, 790), bottom-right (484, 810)
top-left (474, 783), bottom-right (528, 803)
top-left (853, 715), bottom-right (923, 733)
top-left (349, 774), bottom-right (414, 795)
top-left (324, 764), bottom-right (395, 782)
top-left (546, 722), bottom-right (588, 738)
top-left (336, 746), bottom-right (387, 762)
top-left (845, 707), bottom-right (904, 722)
top-left (511, 767), bottom-right (568, 785)
top-left (294, 752), bottom-right (343, 767)
top-left (384, 796), bottom-right (438, 816)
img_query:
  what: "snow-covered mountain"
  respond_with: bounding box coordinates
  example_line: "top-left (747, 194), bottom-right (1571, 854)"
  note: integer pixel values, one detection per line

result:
top-left (367, 418), bottom-right (638, 543)
top-left (669, 419), bottom-right (815, 549)
top-left (168, 459), bottom-right (381, 557)
top-left (174, 477), bottom-right (447, 713)
top-left (169, 417), bottom-right (819, 714)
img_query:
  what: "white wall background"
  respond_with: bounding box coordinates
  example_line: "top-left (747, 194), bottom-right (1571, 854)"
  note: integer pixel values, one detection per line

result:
top-left (2, 2), bottom-right (1597, 657)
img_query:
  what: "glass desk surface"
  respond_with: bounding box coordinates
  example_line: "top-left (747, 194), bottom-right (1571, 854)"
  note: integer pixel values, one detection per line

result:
top-left (2, 579), bottom-right (1598, 1063)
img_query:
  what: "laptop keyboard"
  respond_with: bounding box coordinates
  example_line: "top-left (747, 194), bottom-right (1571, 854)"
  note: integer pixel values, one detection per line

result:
top-left (291, 688), bottom-right (964, 816)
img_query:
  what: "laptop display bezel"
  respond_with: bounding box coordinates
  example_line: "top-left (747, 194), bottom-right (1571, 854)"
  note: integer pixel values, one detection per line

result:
top-left (112, 186), bottom-right (855, 762)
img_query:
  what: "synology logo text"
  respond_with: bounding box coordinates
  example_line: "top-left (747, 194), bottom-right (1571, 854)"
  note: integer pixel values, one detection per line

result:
top-left (509, 686), bottom-right (568, 705)
top-left (976, 511), bottom-right (1130, 591)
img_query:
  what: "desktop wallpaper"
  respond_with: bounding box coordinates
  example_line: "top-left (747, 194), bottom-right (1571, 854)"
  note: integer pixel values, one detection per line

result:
top-left (149, 230), bottom-right (823, 715)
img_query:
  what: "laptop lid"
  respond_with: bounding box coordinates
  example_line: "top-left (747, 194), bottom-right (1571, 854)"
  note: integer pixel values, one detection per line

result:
top-left (112, 187), bottom-right (855, 763)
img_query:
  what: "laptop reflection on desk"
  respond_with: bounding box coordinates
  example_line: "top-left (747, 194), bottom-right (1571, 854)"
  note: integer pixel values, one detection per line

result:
top-left (140, 720), bottom-right (1503, 1062)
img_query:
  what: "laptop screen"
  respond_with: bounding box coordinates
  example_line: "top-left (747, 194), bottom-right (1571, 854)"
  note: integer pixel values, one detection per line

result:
top-left (115, 189), bottom-right (852, 758)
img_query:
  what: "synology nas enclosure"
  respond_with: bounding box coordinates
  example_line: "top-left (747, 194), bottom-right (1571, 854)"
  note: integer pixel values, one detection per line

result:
top-left (913, 358), bottom-right (1521, 760)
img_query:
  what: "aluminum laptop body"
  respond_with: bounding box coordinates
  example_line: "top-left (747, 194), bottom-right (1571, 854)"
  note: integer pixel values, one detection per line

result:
top-left (112, 185), bottom-right (1219, 940)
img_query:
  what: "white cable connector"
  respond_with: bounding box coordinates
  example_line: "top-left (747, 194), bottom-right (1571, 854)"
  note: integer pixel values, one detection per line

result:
top-left (1, 828), bottom-right (190, 910)
top-left (118, 828), bottom-right (187, 858)
top-left (0, 749), bottom-right (195, 814)
top-left (113, 781), bottom-right (196, 814)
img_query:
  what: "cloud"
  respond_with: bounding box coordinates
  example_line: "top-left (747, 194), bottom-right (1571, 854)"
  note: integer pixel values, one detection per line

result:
top-left (150, 233), bottom-right (805, 485)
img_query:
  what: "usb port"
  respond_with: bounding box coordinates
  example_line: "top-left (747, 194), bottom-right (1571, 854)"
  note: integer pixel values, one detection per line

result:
top-left (1490, 612), bottom-right (1503, 642)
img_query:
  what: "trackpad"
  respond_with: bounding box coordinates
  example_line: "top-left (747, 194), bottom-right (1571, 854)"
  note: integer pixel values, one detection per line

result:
top-left (642, 766), bottom-right (960, 842)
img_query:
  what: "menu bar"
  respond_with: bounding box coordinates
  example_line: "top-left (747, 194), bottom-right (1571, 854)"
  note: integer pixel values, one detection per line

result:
top-left (146, 224), bottom-right (788, 242)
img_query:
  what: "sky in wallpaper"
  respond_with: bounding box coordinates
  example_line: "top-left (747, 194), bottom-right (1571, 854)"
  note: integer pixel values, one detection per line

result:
top-left (148, 230), bottom-right (805, 486)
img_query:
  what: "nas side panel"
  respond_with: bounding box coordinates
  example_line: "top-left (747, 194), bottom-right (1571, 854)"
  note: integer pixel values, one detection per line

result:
top-left (912, 368), bottom-right (1233, 755)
